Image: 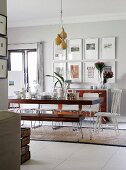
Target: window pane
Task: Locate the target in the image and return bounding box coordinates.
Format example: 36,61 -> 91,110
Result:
28,51 -> 37,87
10,52 -> 23,71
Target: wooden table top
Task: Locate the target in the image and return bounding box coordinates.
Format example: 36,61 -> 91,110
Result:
8,97 -> 101,105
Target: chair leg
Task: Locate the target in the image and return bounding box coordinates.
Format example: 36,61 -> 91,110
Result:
112,116 -> 119,134
115,117 -> 119,134
97,116 -> 102,133
95,116 -> 99,132
79,122 -> 83,138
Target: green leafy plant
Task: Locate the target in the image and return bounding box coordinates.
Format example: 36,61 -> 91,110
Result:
46,72 -> 65,88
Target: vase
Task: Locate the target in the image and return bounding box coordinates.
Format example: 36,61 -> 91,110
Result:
53,87 -> 65,99
98,71 -> 103,89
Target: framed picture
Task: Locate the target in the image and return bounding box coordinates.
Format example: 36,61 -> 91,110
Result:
53,62 -> 66,80
67,39 -> 83,60
0,59 -> 7,78
0,36 -> 7,57
84,62 -> 99,83
53,42 -> 66,60
67,62 -> 82,82
0,14 -> 7,36
85,38 -> 98,59
101,37 -> 115,59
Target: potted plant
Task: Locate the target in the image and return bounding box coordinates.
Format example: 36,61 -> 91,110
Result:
46,72 -> 65,98
46,72 -> 65,88
95,62 -> 105,88
95,62 -> 105,78
103,71 -> 113,85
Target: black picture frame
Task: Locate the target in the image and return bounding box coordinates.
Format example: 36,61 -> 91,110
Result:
0,36 -> 7,57
0,58 -> 7,79
0,14 -> 7,36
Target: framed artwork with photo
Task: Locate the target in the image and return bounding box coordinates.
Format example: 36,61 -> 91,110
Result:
101,37 -> 115,59
0,59 -> 7,79
67,39 -> 83,60
85,38 -> 98,59
53,42 -> 66,60
84,62 -> 99,83
0,36 -> 7,57
0,14 -> 7,36
67,62 -> 82,82
53,62 -> 66,80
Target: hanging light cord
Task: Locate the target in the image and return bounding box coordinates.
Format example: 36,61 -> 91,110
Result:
60,0 -> 63,27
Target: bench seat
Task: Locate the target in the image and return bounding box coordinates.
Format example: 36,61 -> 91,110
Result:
20,113 -> 84,123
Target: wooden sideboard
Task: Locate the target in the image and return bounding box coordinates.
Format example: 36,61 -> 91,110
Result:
68,89 -> 110,112
68,89 -> 110,123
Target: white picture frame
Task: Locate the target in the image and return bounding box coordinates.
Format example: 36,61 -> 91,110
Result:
84,62 -> 99,83
0,36 -> 7,57
0,14 -> 7,36
67,62 -> 82,82
0,59 -> 7,79
67,39 -> 83,60
101,37 -> 115,59
53,42 -> 66,60
53,62 -> 66,80
85,38 -> 98,59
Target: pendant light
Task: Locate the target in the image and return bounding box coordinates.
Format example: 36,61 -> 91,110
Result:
55,0 -> 67,50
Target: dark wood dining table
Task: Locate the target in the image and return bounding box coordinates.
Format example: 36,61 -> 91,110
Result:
8,97 -> 101,111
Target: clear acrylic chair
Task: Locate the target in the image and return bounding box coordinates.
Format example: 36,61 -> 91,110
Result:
95,89 -> 122,134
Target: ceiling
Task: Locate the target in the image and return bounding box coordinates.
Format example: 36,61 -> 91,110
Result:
7,0 -> 126,27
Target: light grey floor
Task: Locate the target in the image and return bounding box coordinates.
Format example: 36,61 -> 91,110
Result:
21,119 -> 126,170
21,140 -> 126,170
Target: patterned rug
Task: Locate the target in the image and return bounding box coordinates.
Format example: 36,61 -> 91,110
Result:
30,126 -> 126,147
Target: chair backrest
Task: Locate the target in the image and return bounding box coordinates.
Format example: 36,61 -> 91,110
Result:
82,93 -> 100,112
111,89 -> 122,114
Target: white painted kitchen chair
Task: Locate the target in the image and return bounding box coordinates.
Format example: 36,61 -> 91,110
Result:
82,93 -> 100,139
82,93 -> 100,121
95,89 -> 122,134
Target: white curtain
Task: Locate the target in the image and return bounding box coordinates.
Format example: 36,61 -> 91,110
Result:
37,42 -> 45,92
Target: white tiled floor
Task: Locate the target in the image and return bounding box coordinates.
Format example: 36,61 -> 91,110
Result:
21,140 -> 126,170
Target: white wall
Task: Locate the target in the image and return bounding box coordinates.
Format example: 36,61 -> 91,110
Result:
0,0 -> 8,110
8,20 -> 126,115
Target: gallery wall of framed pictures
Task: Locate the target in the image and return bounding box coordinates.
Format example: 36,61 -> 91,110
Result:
53,37 -> 116,84
0,14 -> 7,79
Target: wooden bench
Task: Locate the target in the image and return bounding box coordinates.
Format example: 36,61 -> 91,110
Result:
20,113 -> 84,138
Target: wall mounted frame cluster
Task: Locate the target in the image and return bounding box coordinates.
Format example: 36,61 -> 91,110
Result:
53,37 -> 116,83
0,14 -> 7,79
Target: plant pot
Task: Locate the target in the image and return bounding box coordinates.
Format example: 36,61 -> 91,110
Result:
53,87 -> 65,99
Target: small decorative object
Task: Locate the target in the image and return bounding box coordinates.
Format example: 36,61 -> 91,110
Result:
67,92 -> 76,100
55,0 -> 67,50
95,62 -> 105,88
